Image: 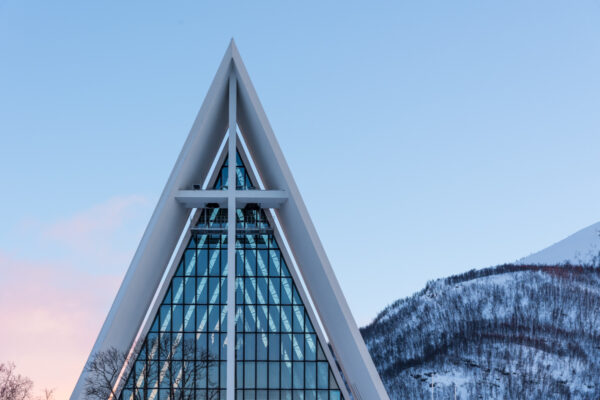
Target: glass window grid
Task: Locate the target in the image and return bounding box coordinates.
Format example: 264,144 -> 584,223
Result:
234,211 -> 343,400
120,209 -> 229,400
121,157 -> 344,400
213,151 -> 254,191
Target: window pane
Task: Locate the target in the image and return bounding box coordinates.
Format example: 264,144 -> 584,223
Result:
257,362 -> 268,389
281,278 -> 292,305
244,362 -> 256,389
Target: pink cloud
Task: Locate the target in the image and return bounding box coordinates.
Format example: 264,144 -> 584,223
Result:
42,195 -> 149,270
0,195 -> 151,399
0,253 -> 121,399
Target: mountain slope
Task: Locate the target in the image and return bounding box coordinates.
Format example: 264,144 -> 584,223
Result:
361,264 -> 600,399
518,221 -> 600,266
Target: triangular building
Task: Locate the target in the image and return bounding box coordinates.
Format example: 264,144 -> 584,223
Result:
71,41 -> 390,400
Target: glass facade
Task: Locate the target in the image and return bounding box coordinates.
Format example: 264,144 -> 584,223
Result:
120,207 -> 229,400
120,155 -> 344,400
234,208 -> 343,400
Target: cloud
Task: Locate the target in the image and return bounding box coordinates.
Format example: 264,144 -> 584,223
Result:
0,195 -> 151,399
42,195 -> 149,272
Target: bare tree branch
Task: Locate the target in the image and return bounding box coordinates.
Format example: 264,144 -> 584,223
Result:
0,362 -> 33,400
85,336 -> 219,400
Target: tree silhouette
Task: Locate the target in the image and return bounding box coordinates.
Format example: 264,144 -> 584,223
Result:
85,336 -> 217,400
0,362 -> 33,400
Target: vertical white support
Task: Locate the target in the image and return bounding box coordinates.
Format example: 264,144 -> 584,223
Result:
226,70 -> 237,400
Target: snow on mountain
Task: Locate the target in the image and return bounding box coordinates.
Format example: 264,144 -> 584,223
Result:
361,264 -> 600,399
518,221 -> 600,266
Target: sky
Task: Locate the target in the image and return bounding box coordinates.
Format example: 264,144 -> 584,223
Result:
1,1 -> 600,398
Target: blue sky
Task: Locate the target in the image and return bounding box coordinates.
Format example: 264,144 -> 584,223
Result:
2,0 -> 600,337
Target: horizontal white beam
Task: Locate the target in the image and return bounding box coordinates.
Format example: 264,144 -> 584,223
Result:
175,189 -> 287,209
235,189 -> 287,208
176,190 -> 228,207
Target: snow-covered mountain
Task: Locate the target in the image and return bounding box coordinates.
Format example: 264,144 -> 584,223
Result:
362,264 -> 600,399
517,221 -> 600,266
361,223 -> 600,399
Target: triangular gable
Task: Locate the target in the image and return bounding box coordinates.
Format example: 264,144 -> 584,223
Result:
71,41 -> 389,400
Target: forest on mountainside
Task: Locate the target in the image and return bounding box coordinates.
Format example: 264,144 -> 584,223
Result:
361,264 -> 600,399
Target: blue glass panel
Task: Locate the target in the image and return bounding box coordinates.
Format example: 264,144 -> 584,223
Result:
257,305 -> 268,332
281,306 -> 292,333
236,335 -> 244,361
196,305 -> 208,332
245,277 -> 257,304
257,250 -> 268,276
236,278 -> 244,305
305,334 -> 316,361
184,277 -> 195,304
305,363 -> 316,389
221,249 -> 228,275
236,305 -> 244,333
317,363 -> 328,389
269,250 -> 281,276
172,277 -> 184,304
305,313 -> 315,333
208,305 -> 220,331
281,259 -> 291,277
160,305 -> 171,331
292,287 -> 302,305
245,333 -> 256,360
221,277 -> 228,305
268,305 -> 280,331
244,362 -> 255,388
257,278 -> 268,304
268,363 -> 280,388
245,305 -> 256,332
208,362 -> 219,388
209,249 -> 220,276
220,306 -> 227,333
293,334 -> 304,361
185,249 -> 196,276
220,361 -> 227,389
236,249 -> 244,275
293,362 -> 304,389
293,306 -> 304,332
281,362 -> 292,389
268,334 -> 280,361
237,361 -> 244,386
172,305 -> 183,332
150,317 -> 159,333
245,250 -> 257,276
257,333 -> 268,360
209,333 -> 220,360
281,278 -> 293,305
208,278 -> 220,305
268,278 -> 281,304
281,333 -> 292,361
198,249 -> 208,276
